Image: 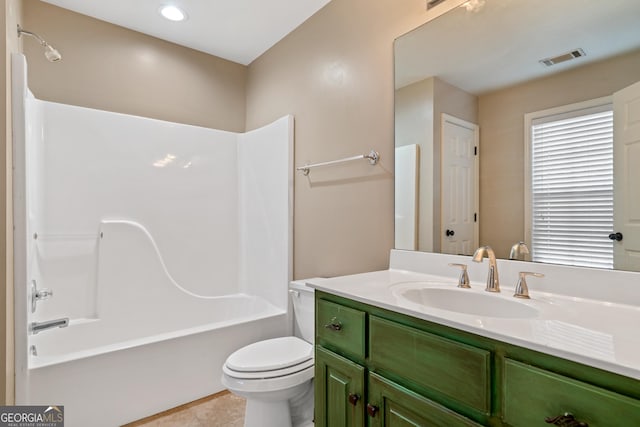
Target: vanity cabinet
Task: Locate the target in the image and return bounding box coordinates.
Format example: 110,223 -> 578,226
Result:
315,291 -> 640,427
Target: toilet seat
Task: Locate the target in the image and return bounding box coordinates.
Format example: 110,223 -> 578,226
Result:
223,337 -> 313,380
222,364 -> 314,394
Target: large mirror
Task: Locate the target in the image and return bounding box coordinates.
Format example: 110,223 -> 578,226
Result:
394,0 -> 640,271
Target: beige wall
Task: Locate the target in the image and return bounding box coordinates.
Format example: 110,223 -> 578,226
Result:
478,49 -> 640,258
2,0 -> 22,405
22,0 -> 247,131
246,0 -> 431,279
395,77 -> 477,253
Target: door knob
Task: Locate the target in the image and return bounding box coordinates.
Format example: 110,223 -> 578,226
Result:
446,229 -> 455,237
608,232 -> 623,241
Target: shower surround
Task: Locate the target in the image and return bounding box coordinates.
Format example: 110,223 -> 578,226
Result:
12,54 -> 293,426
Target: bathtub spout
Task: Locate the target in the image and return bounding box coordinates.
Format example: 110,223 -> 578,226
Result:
29,318 -> 69,335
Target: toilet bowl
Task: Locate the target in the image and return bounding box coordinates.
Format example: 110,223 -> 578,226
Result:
221,280 -> 317,427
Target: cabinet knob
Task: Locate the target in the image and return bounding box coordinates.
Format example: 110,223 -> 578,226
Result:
545,412 -> 588,427
323,317 -> 342,331
366,403 -> 379,417
348,393 -> 359,406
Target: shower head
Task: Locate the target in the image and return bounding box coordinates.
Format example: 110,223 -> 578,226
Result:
17,25 -> 62,62
44,44 -> 62,62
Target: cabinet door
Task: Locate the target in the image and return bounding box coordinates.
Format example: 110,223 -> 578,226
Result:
367,372 -> 482,427
315,346 -> 366,427
369,316 -> 491,414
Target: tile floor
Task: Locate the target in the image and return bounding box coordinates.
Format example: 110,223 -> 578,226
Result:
123,391 -> 245,427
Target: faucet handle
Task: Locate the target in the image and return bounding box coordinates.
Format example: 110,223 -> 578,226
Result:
448,263 -> 471,288
30,280 -> 53,313
514,271 -> 544,299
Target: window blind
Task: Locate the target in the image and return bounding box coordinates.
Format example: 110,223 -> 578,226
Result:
530,106 -> 613,269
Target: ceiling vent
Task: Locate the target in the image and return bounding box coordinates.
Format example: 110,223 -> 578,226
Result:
426,0 -> 447,10
539,49 -> 586,67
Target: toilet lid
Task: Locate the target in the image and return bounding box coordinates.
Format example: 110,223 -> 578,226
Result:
226,336 -> 312,372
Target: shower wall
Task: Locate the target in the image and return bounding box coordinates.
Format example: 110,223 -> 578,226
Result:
32,101 -> 241,322
14,52 -> 293,329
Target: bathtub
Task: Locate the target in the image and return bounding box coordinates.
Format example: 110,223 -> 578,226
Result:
27,299 -> 287,426
23,219 -> 290,426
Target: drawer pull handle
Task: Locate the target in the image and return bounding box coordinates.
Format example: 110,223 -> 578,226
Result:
348,393 -> 360,406
324,317 -> 342,331
367,403 -> 379,417
545,413 -> 588,427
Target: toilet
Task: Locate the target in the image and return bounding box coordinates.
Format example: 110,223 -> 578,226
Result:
222,280 -> 316,427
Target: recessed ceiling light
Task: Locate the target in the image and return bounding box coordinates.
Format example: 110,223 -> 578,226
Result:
159,5 -> 187,22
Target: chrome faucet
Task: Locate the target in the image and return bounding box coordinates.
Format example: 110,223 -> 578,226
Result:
472,246 -> 500,292
509,241 -> 529,260
29,318 -> 69,335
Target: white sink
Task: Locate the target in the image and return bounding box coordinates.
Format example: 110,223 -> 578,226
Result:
393,284 -> 539,319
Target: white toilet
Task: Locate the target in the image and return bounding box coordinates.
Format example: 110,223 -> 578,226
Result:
222,280 -> 316,427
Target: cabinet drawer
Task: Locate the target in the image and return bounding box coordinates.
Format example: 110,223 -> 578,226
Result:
316,299 -> 366,360
369,316 -> 491,414
368,372 -> 482,427
503,358 -> 640,426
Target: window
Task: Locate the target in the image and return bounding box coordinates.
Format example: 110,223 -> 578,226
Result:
525,99 -> 613,269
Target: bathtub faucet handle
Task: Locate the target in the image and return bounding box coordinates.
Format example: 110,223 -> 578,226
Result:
31,280 -> 53,313
37,288 -> 53,299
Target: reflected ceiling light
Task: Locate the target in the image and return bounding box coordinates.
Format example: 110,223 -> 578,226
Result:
153,154 -> 177,168
159,5 -> 187,21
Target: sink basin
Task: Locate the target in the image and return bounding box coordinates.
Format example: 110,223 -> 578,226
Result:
394,285 -> 539,319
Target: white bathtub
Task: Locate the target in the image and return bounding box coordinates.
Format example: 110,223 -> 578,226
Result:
24,220 -> 290,426
27,299 -> 287,426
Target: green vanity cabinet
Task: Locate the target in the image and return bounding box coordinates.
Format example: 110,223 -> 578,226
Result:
315,291 -> 640,427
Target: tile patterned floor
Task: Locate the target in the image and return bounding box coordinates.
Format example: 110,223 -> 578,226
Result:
123,391 -> 245,427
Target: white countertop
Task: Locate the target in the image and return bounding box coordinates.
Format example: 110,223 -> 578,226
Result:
307,267 -> 640,381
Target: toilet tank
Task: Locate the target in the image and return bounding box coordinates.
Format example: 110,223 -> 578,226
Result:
289,279 -> 320,344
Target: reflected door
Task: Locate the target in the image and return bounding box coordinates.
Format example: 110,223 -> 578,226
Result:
613,80 -> 640,270
441,114 -> 479,255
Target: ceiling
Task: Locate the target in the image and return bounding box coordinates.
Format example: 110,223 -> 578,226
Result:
395,0 -> 640,94
41,0 -> 332,65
